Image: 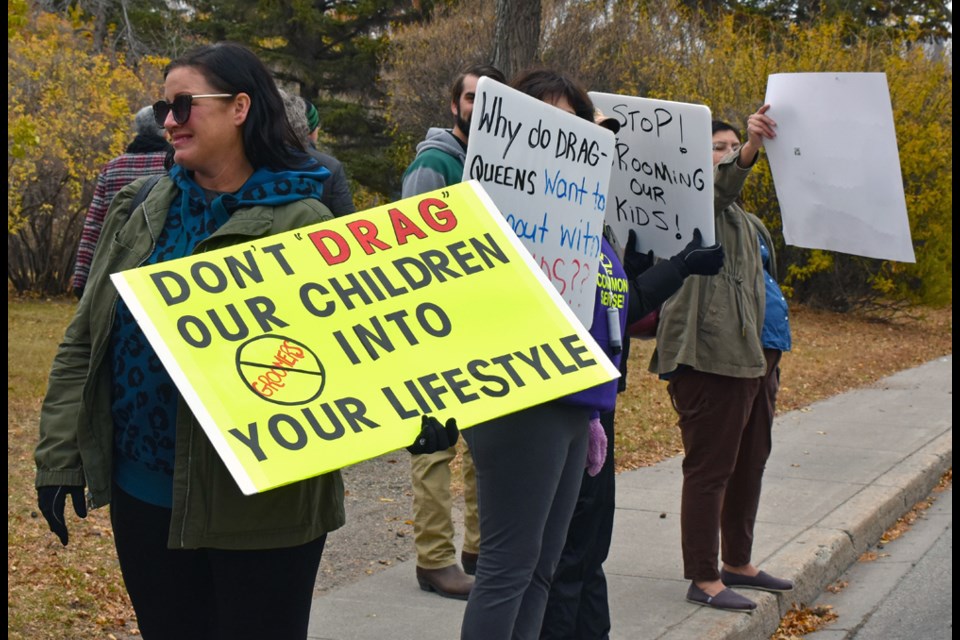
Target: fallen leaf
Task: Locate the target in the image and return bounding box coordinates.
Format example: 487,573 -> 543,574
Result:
826,580 -> 848,593
771,603 -> 838,639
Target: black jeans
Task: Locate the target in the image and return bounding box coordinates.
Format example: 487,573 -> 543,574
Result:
461,402 -> 590,640
110,484 -> 326,640
540,409 -> 616,640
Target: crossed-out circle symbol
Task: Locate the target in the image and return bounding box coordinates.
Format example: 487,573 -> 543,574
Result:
235,335 -> 325,406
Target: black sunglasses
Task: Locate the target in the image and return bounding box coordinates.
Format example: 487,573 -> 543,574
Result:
153,94 -> 235,127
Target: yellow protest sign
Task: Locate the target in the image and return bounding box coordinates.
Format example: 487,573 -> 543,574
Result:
111,181 -> 620,495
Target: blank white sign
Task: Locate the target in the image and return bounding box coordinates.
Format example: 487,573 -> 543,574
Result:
763,73 -> 915,263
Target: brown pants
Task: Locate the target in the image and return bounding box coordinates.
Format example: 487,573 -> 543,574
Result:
668,350 -> 781,582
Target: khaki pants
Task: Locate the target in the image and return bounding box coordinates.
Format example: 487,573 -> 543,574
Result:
411,440 -> 479,568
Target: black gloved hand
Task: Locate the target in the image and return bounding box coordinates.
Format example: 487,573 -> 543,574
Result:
37,485 -> 87,546
669,228 -> 724,277
407,415 -> 459,455
623,229 -> 655,280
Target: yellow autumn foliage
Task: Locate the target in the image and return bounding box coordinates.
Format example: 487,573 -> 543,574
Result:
390,1 -> 951,310
8,1 -> 165,294
544,1 -> 952,309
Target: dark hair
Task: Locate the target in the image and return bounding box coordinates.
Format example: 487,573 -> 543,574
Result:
163,42 -> 310,170
712,120 -> 742,142
450,63 -> 506,103
509,68 -> 594,124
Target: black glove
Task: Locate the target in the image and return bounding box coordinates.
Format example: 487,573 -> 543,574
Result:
407,415 -> 459,455
623,229 -> 655,280
37,485 -> 87,546
669,228 -> 724,277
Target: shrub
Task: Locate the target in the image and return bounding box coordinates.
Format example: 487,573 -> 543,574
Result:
8,1 -> 162,295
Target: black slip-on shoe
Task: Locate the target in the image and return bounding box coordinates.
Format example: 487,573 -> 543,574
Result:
720,569 -> 794,593
686,583 -> 756,613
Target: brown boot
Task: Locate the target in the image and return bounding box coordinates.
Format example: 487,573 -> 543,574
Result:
460,551 -> 479,576
416,564 -> 474,600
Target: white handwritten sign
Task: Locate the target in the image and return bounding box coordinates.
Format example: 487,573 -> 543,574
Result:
589,92 -> 714,258
464,77 -> 615,326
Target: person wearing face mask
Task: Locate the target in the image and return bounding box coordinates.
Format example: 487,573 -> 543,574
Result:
649,104 -> 795,614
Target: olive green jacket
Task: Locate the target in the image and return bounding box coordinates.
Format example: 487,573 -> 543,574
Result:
35,175 -> 346,550
649,151 -> 778,379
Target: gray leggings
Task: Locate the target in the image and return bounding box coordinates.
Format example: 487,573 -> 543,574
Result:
460,401 -> 590,640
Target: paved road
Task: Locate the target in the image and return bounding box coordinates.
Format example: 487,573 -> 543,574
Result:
805,484 -> 952,640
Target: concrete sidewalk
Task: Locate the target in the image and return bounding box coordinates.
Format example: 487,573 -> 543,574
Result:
307,355 -> 952,640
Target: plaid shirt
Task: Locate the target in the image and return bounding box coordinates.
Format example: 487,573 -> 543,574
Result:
72,151 -> 167,293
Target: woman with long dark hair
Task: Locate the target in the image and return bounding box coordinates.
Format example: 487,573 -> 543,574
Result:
35,42 -> 450,640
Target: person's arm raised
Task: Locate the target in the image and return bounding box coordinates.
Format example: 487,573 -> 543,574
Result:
737,103 -> 777,168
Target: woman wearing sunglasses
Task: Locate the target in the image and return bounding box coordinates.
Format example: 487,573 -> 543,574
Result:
33,41 -> 451,640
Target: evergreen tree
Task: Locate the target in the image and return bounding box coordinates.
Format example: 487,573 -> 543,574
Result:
186,0 -> 439,198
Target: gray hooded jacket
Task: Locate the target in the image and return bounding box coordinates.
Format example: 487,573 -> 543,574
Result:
401,128 -> 467,197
